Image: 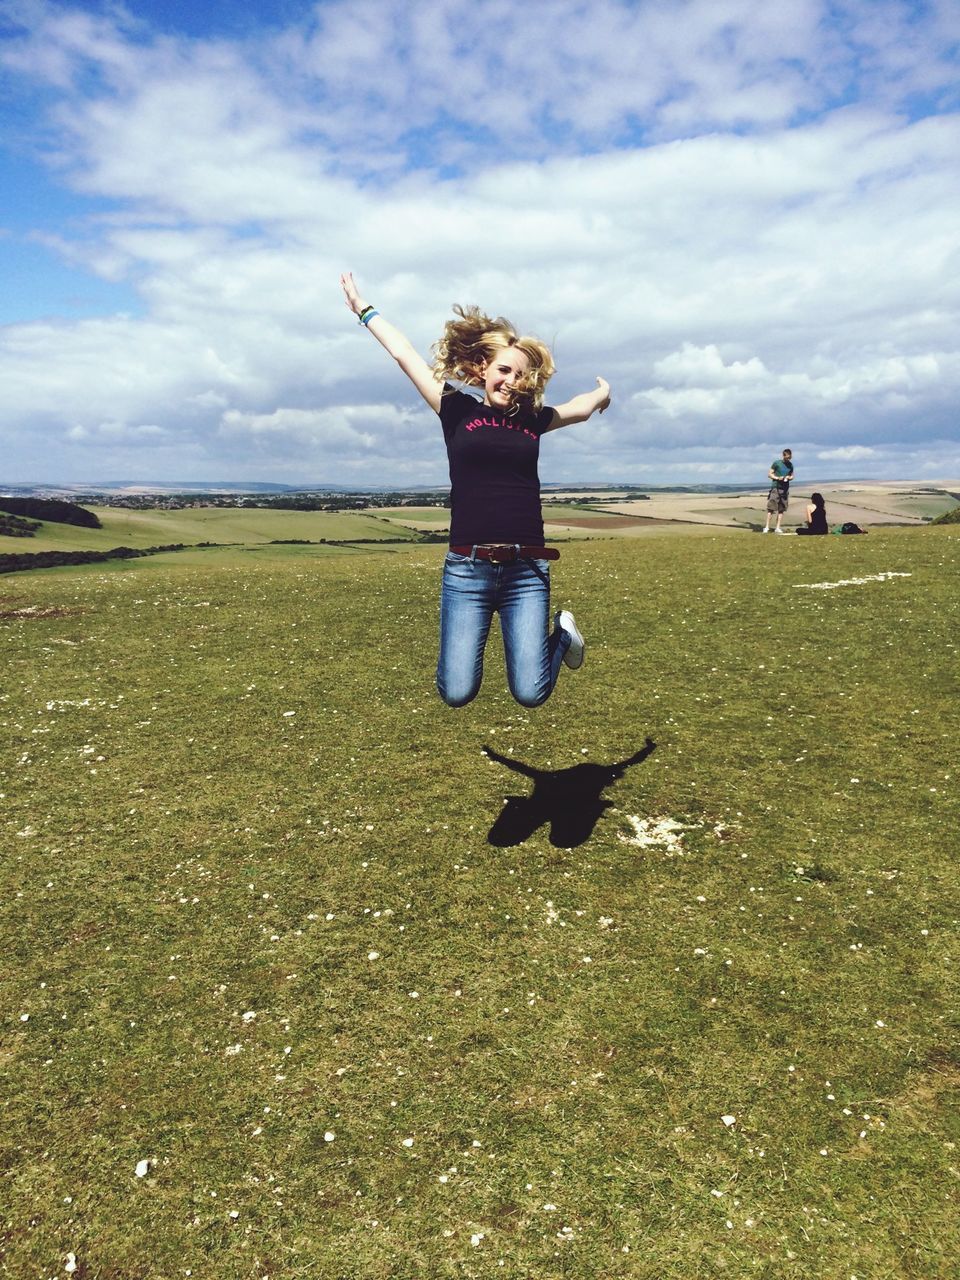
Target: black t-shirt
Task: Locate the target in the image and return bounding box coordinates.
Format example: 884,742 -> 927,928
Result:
809,505 -> 828,533
438,386 -> 554,546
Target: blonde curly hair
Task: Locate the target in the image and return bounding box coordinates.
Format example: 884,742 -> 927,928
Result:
432,305 -> 555,413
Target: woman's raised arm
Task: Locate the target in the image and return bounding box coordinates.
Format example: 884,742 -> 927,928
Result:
544,377 -> 611,430
339,272 -> 442,412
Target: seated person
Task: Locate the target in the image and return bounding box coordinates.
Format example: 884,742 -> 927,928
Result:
796,491 -> 828,534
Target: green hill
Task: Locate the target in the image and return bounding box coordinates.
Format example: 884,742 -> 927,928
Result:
0,506 -> 424,556
0,496 -> 101,527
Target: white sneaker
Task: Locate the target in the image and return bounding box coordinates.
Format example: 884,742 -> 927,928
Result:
761,527 -> 770,533
556,610 -> 585,669
774,527 -> 788,535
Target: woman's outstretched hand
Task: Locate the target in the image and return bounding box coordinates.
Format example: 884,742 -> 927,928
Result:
339,271 -> 367,317
336,274 -> 441,411
548,375 -> 613,429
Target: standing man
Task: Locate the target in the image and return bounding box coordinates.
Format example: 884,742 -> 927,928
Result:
762,448 -> 794,533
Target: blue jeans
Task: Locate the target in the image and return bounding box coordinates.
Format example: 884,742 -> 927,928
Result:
437,552 -> 571,708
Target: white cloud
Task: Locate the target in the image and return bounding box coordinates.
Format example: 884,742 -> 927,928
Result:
0,1 -> 958,483
816,445 -> 880,461
67,421 -> 169,443
653,345 -> 770,388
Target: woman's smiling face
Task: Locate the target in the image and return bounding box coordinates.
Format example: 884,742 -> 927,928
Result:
481,345 -> 531,410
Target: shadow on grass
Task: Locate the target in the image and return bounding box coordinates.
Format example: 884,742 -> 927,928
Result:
483,738 -> 657,848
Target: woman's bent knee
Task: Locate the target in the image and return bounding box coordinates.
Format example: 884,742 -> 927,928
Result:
510,683 -> 552,709
436,677 -> 480,708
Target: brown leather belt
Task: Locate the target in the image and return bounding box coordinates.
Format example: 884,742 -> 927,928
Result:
449,544 -> 560,563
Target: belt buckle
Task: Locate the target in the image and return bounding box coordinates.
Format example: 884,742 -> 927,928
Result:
487,545 -> 516,564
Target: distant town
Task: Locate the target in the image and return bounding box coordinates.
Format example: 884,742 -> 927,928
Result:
0,483 -> 657,511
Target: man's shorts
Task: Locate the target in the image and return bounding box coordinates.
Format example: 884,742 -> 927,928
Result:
767,487 -> 789,514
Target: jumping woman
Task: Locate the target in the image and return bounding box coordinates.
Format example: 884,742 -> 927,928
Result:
339,272 -> 611,708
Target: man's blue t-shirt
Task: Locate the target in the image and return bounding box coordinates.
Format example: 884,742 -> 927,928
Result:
771,458 -> 793,491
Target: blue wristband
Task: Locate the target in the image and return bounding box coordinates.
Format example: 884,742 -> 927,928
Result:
359,308 -> 379,327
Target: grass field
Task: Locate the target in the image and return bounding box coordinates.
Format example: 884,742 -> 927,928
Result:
5,484 -> 958,563
2,527 -> 958,1278
0,507 -> 421,555
373,508 -> 451,532
600,485 -> 960,531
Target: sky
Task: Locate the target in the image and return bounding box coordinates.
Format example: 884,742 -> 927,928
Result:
1,0 -> 959,488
